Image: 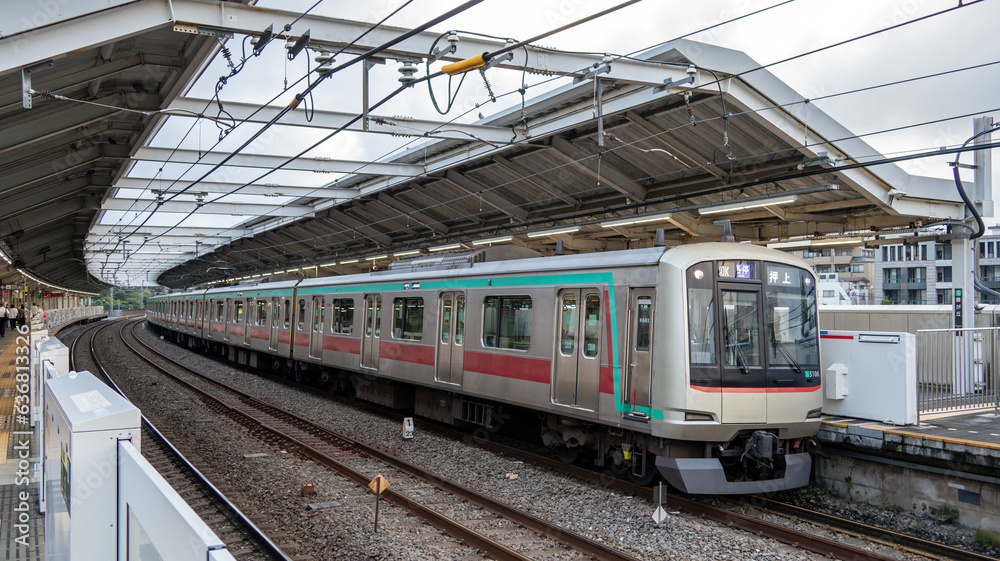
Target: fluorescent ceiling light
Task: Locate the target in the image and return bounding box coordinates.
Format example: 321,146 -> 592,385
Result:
339,259 -> 359,265
287,267 -> 301,273
812,237 -> 864,247
601,212 -> 673,229
319,262 -> 339,268
472,236 -> 513,246
766,240 -> 812,249
429,243 -> 462,252
394,250 -> 421,257
698,195 -> 798,215
365,254 -> 387,261
527,226 -> 579,238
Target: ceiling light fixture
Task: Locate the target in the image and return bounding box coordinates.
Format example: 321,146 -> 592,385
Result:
364,255 -> 387,261
600,212 -> 673,229
394,250 -> 421,257
698,195 -> 798,215
527,226 -> 579,238
472,235 -> 513,246
811,237 -> 864,247
429,243 -> 462,252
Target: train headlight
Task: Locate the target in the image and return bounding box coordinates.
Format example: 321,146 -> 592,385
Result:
693,269 -> 704,280
685,412 -> 714,422
806,408 -> 822,419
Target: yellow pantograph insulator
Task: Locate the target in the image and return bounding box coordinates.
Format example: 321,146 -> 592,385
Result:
441,53 -> 490,76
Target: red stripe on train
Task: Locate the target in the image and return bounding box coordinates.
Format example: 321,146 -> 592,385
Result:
820,335 -> 854,340
324,336 -> 361,354
380,341 -> 435,366
464,351 -> 550,384
690,384 -> 821,393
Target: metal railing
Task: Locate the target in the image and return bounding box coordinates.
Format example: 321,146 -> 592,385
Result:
43,305 -> 105,331
916,327 -> 1000,418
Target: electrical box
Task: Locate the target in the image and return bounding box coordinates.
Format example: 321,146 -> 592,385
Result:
820,330 -> 917,425
824,363 -> 849,400
44,371 -> 140,561
35,339 -> 70,514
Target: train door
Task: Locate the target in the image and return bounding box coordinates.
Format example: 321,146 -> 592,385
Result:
719,283 -> 766,423
623,288 -> 655,418
244,298 -> 253,345
225,299 -> 232,339
435,292 -> 465,385
553,289 -> 601,410
361,294 -> 381,371
269,297 -> 279,351
309,296 -> 325,358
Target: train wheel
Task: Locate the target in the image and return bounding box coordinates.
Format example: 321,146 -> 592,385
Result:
557,446 -> 580,464
628,454 -> 658,486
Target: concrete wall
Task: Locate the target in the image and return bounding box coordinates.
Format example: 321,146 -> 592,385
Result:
820,304 -> 1000,333
815,453 -> 999,532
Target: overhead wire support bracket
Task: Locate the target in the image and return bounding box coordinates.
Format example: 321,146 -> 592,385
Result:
652,74 -> 694,94
573,63 -> 611,84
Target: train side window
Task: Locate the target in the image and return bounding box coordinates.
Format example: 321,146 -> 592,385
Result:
271,298 -> 280,328
234,300 -> 244,324
283,299 -> 291,329
583,295 -> 600,358
441,296 -> 452,344
635,298 -> 652,351
297,299 -> 306,330
374,296 -> 382,338
482,296 -> 532,350
257,300 -> 267,326
216,301 -> 224,322
455,296 -> 465,345
332,298 -> 353,334
312,297 -> 325,333
559,294 -> 577,355
392,297 -> 423,340
687,263 -> 716,364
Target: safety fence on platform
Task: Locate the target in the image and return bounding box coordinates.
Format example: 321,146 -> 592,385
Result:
916,327 -> 1000,418
43,305 -> 105,331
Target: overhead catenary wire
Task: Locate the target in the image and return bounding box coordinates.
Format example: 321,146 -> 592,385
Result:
101,1 -> 992,284
98,0 -> 467,280
100,0 -> 819,282
113,0 -> 650,279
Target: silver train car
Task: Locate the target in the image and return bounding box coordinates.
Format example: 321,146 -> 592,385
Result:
148,242 -> 822,494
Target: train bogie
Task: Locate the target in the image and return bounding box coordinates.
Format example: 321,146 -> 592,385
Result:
149,243 -> 822,494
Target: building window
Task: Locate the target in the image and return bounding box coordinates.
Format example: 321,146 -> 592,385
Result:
816,265 -> 831,274
884,268 -> 900,284
851,264 -> 865,273
392,297 -> 424,341
937,267 -> 952,283
980,241 -> 986,258
882,247 -> 888,261
823,290 -> 836,298
837,249 -> 853,257
936,243 -> 952,260
921,245 -> 927,261
482,296 -> 532,350
990,242 -> 996,259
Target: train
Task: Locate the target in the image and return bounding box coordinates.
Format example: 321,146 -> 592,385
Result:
147,242 -> 822,494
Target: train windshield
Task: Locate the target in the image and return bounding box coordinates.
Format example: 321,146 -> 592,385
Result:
764,263 -> 819,369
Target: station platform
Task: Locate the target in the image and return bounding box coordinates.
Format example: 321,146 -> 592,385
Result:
0,330 -> 44,560
819,411 -> 1000,473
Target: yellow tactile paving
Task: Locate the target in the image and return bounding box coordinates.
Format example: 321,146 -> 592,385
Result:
822,418 -> 1000,452
0,333 -> 26,466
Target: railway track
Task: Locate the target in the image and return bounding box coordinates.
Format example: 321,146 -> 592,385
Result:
107,318 -> 647,561
139,327 -> 985,561
66,319 -> 293,561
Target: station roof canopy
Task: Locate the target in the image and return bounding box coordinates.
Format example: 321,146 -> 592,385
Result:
0,0 -> 980,291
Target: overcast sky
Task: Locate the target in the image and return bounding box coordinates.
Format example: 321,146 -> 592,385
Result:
109,0 -> 1000,281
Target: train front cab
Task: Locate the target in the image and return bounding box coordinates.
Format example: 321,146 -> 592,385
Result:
653,244 -> 822,494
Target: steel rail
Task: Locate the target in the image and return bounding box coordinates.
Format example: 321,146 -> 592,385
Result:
122,320 -> 642,561
75,320 -> 293,561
